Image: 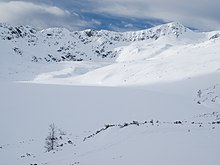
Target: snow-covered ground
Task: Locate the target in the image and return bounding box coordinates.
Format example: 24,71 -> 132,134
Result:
0,22 -> 220,165
0,82 -> 220,165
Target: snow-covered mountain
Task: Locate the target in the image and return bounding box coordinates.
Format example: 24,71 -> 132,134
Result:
1,21 -> 220,84
0,21 -> 212,63
1,22 -> 220,165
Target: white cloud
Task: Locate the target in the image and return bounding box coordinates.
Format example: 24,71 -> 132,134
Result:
91,0 -> 220,30
0,1 -> 70,29
124,24 -> 133,28
1,0 -> 220,31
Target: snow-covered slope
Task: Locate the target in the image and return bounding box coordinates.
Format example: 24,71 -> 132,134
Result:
0,22 -> 207,63
1,22 -> 220,165
0,83 -> 220,165
0,21 -> 220,85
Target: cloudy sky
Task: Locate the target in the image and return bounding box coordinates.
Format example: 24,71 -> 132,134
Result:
0,0 -> 220,31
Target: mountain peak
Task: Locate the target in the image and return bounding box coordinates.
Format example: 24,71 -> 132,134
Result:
149,21 -> 188,38
167,21 -> 188,31
167,21 -> 185,27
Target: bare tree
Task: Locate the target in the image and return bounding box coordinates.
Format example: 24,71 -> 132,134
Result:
45,123 -> 58,152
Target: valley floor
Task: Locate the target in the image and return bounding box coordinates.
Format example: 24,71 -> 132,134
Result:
0,78 -> 219,165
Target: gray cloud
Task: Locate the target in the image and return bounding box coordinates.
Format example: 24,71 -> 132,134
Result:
1,0 -> 220,31
92,0 -> 220,30
0,1 -> 69,29
0,1 -> 92,30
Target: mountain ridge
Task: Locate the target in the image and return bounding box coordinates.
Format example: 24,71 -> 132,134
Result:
0,21 -> 210,63
0,21 -> 220,85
